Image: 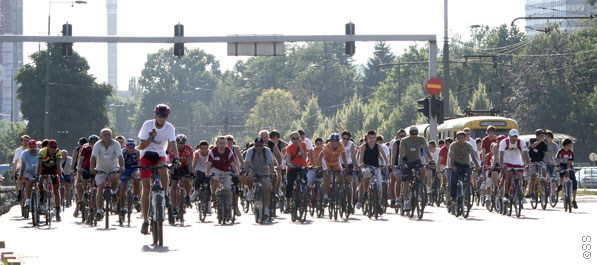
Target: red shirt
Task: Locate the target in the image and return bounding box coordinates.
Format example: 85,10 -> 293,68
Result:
439,146 -> 449,165
481,136 -> 496,154
286,142 -> 308,169
208,146 -> 236,172
169,144 -> 193,167
80,144 -> 93,169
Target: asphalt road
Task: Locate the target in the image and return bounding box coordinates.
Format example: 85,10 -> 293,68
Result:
1,197 -> 596,265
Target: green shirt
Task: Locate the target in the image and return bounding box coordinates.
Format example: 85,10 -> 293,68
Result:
400,136 -> 427,161
449,142 -> 475,165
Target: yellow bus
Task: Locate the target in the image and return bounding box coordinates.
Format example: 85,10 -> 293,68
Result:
407,116 -> 519,140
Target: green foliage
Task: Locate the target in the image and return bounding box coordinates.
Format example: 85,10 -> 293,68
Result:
362,42 -> 396,94
291,96 -> 323,137
107,95 -> 138,140
16,44 -> 112,152
468,82 -> 493,110
245,89 -> 300,137
0,121 -> 27,164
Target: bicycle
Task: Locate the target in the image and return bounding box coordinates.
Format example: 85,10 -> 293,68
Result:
290,166 -> 308,223
252,174 -> 272,224
327,169 -> 342,221
547,165 -> 559,208
308,167 -> 324,218
528,162 -> 547,210
341,170 -> 353,219
40,174 -> 56,227
505,167 -> 525,218
474,168 -> 485,207
362,165 -> 382,220
448,167 -> 472,218
96,170 -> 118,229
120,175 -> 135,227
20,184 -> 28,220
427,164 -> 441,207
168,177 -> 186,226
400,162 -> 427,220
29,177 -> 40,227
133,164 -> 171,247
561,168 -> 574,213
380,167 -> 389,214
212,173 -> 236,225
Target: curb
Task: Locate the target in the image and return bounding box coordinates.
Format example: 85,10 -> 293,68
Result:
1,241 -> 22,265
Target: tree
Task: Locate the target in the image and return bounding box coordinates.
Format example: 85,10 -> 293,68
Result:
0,121 -> 27,164
362,42 -> 396,92
468,82 -> 493,110
128,76 -> 141,100
291,96 -> 323,137
16,44 -> 112,151
245,89 -> 300,137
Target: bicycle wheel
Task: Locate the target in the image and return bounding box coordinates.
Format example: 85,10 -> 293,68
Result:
179,189 -> 186,225
242,186 -> 250,213
566,182 -> 573,213
31,191 -> 38,227
333,186 -> 339,221
372,186 -> 379,220
456,182 -> 462,217
300,187 -> 308,222
549,181 -> 558,207
60,185 -> 66,211
463,181 -> 471,219
217,191 -> 224,224
530,182 -> 538,209
408,185 -> 416,219
381,182 -> 388,213
540,181 -> 548,210
308,187 -> 315,217
316,186 -> 324,218
514,182 -> 522,218
46,192 -> 52,227
486,193 -> 494,212
105,194 -> 110,229
419,180 -> 427,214
127,190 -> 133,227
344,186 -> 352,219
291,186 -> 299,222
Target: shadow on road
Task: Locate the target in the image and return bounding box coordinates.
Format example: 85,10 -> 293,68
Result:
95,227 -> 118,231
142,245 -> 177,253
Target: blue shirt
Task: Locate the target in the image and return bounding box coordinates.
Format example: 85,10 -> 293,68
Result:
21,149 -> 40,173
122,148 -> 139,170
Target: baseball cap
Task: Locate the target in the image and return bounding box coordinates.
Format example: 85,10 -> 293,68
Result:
48,139 -> 58,148
535,129 -> 545,135
509,129 -> 519,137
78,137 -> 88,145
254,138 -> 264,144
27,139 -> 37,147
126,139 -> 136,147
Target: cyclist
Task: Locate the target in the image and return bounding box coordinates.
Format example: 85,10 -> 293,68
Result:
206,136 -> 238,217
71,137 -> 87,216
499,129 -> 530,204
486,135 -> 506,202
438,137 -> 453,193
270,130 -> 288,157
120,139 -> 141,219
544,130 -> 559,191
356,130 -> 389,209
244,137 -> 276,218
317,133 -> 349,204
389,129 -> 407,207
298,129 -> 316,165
556,138 -> 577,208
226,135 -> 244,216
115,135 -> 126,148
60,150 -> 73,208
481,126 -> 497,201
340,130 -> 358,206
259,130 -> 283,196
13,134 -> 30,202
527,129 -> 548,203
398,127 -> 432,212
284,131 -> 308,213
74,135 -> 98,218
37,139 -> 62,221
191,140 -> 211,213
169,134 -> 194,216
463,128 -> 480,192
20,139 -> 39,209
137,104 -> 180,235
90,128 -> 125,221
446,131 -> 480,206
438,139 -> 445,150
425,140 -> 440,193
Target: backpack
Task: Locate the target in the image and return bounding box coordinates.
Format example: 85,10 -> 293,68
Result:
505,139 -> 521,151
250,147 -> 267,161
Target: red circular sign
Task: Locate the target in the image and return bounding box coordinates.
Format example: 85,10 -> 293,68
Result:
425,78 -> 443,95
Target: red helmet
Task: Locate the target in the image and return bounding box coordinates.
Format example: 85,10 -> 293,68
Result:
154,104 -> 170,116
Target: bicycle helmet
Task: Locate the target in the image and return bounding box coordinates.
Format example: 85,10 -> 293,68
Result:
78,137 -> 88,145
126,139 -> 136,147
88,134 -> 99,143
154,103 -> 170,116
176,134 -> 187,143
329,133 -> 341,141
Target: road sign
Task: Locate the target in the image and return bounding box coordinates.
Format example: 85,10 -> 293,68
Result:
425,77 -> 443,95
590,152 -> 597,162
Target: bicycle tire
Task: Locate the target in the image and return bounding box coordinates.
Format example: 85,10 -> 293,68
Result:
514,182 -> 522,218
463,181 -> 471,219
549,181 -> 558,207
316,186 -> 324,218
419,180 -> 427,214
31,190 -> 38,227
408,184 -> 416,219
151,220 -> 158,245
179,188 -> 186,226
566,181 -> 573,213
291,186 -> 298,222
217,191 -> 224,224
344,185 -> 352,219
530,182 -> 538,209
46,191 -> 52,227
242,186 -> 250,213
381,182 -> 388,213
308,187 -> 315,217
372,186 -> 379,220
540,181 -> 548,210
105,194 -> 110,229
486,193 -> 494,212
127,189 -> 133,227
200,188 -> 208,222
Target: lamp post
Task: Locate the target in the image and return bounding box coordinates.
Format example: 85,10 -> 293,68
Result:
44,0 -> 87,139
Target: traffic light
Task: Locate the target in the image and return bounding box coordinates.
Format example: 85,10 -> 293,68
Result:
345,22 -> 355,56
174,23 -> 184,57
430,96 -> 444,124
417,97 -> 430,119
61,23 -> 73,56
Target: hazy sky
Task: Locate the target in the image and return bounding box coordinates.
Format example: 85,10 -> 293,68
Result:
22,0 -> 525,90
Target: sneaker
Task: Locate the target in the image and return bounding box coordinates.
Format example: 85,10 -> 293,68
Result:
356,202 -> 362,209
207,201 -> 213,214
40,205 -> 47,214
525,193 -> 532,199
95,210 -> 103,221
17,193 -> 22,202
572,200 -> 578,209
531,196 -> 537,203
248,190 -> 255,201
190,191 -> 199,201
277,188 -> 284,197
234,207 -> 241,216
522,198 -> 527,203
55,208 -> 61,222
283,208 -> 290,214
404,200 -> 410,211
557,185 -> 562,192
323,196 -> 329,205
141,221 -> 149,235
25,199 -> 31,208
503,197 -> 510,204
73,203 -> 80,217
263,208 -> 270,218
186,195 -> 191,207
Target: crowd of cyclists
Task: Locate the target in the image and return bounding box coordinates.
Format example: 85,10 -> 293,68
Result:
10,104 -> 580,234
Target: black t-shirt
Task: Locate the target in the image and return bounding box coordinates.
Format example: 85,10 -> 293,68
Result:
528,138 -> 547,162
267,140 -> 276,153
277,140 -> 287,152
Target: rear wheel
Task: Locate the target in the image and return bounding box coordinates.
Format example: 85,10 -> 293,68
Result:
463,181 -> 471,219
550,181 -> 559,207
530,182 -> 538,209
540,181 -> 548,210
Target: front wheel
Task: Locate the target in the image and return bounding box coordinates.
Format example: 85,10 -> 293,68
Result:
549,181 -> 559,208
540,181 -> 548,210
530,183 -> 538,210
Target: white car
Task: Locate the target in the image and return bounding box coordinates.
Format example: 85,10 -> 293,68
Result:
578,167 -> 597,189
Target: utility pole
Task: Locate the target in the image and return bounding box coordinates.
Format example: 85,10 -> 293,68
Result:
442,0 -> 450,117
428,41 -> 438,141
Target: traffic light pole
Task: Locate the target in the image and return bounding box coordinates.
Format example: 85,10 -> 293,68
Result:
428,41 -> 438,141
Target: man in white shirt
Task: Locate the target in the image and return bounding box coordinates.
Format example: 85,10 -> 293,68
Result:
13,134 -> 30,201
90,128 -> 125,220
499,129 -> 530,203
298,129 -> 315,165
137,104 -> 179,235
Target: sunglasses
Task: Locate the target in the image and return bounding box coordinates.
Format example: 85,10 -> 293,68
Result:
291,137 -> 300,140
157,114 -> 168,118
342,138 -> 349,140
255,144 -> 264,147
410,132 -> 418,135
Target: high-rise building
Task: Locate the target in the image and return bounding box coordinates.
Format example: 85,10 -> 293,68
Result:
525,0 -> 596,37
0,0 -> 23,121
107,0 -> 117,89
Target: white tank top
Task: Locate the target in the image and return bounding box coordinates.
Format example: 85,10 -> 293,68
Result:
194,151 -> 209,172
344,141 -> 353,165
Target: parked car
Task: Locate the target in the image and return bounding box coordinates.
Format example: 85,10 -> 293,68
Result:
578,167 -> 597,189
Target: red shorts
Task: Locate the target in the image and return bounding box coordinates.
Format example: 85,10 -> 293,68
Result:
139,156 -> 168,179
504,163 -> 524,174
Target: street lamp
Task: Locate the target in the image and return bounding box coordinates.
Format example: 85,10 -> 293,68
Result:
44,0 -> 87,139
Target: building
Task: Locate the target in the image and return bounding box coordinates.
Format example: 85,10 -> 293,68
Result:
107,0 -> 117,89
0,0 -> 23,121
525,0 -> 596,37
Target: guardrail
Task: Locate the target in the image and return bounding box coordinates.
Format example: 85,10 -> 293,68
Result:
0,186 -> 16,216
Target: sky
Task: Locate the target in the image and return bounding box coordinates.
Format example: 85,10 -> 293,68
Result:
21,0 -> 526,91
